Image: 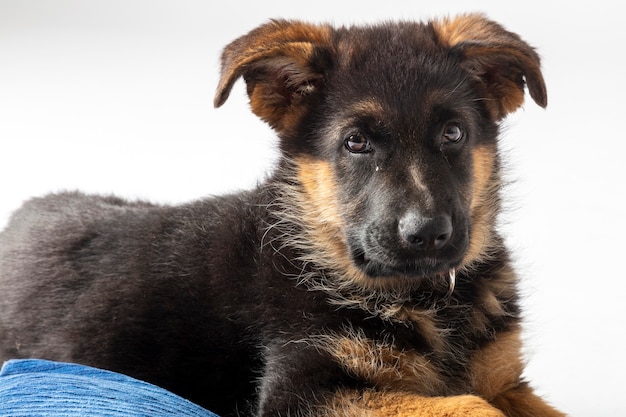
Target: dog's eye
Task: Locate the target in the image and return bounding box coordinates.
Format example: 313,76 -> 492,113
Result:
344,132 -> 372,153
441,123 -> 464,144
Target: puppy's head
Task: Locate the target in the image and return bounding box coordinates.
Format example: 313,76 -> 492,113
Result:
216,14 -> 546,291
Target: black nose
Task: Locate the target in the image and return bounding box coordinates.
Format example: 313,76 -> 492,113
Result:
398,212 -> 453,253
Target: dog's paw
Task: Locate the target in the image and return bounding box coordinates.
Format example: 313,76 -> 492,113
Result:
430,394 -> 505,417
331,390 -> 505,417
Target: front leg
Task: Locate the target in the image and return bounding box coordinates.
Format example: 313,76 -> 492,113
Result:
470,329 -> 566,417
258,328 -> 565,417
256,342 -> 353,416
257,341 -> 505,417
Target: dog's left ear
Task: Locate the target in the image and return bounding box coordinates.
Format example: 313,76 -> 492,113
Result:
434,14 -> 547,120
214,20 -> 332,135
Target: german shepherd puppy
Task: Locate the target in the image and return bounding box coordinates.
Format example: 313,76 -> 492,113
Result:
0,14 -> 564,417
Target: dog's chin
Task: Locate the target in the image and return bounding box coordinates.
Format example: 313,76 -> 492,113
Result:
353,253 -> 454,281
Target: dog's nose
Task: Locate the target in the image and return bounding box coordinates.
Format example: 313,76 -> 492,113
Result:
398,212 -> 453,253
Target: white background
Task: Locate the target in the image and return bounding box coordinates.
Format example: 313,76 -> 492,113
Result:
1,1 -> 624,415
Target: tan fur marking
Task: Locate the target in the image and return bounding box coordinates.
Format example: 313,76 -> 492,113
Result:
348,98 -> 385,116
469,328 -> 566,417
470,328 -> 525,400
314,329 -> 446,395
296,157 -> 359,279
321,389 -> 505,417
408,164 -> 432,202
481,288 -> 506,317
314,326 -> 563,417
460,145 -> 499,271
433,13 -> 505,47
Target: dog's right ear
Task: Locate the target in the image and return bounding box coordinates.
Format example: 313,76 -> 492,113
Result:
214,20 -> 332,135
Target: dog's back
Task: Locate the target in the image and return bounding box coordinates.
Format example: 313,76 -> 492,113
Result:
0,191 -> 272,412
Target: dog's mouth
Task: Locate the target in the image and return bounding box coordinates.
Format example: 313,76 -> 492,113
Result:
353,251 -> 457,280
352,252 -> 457,294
